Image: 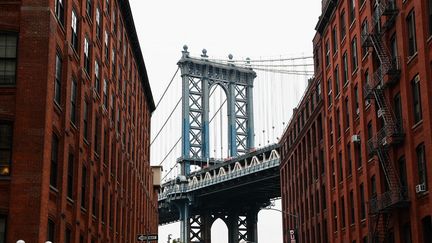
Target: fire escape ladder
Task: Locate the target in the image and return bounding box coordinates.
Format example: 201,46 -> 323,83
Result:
369,213 -> 391,243
373,88 -> 399,137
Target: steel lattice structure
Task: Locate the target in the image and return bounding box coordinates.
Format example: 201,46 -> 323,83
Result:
178,46 -> 256,175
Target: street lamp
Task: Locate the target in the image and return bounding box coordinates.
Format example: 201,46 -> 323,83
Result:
262,207 -> 300,243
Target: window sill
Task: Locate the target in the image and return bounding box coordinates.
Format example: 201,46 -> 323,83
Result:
349,19 -> 356,31
359,1 -> 366,13
341,36 -> 347,46
0,176 -> 11,180
351,67 -> 358,77
412,120 -> 423,131
361,51 -> 369,63
67,197 -> 74,205
53,100 -> 62,115
49,185 -> 59,193
407,52 -> 418,65
416,190 -> 429,199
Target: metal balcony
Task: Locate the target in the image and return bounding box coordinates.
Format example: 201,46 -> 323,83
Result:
369,187 -> 409,214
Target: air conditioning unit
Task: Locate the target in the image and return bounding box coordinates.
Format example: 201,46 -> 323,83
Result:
416,183 -> 427,194
377,109 -> 385,118
352,135 -> 361,143
381,137 -> 388,146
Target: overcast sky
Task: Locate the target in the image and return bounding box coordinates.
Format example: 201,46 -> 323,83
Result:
129,0 -> 322,242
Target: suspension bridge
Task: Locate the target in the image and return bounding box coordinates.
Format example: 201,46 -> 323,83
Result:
151,45 -> 313,243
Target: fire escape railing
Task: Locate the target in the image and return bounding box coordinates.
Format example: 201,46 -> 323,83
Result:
361,1 -> 409,242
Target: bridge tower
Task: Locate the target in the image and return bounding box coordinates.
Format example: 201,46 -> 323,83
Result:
176,46 -> 257,243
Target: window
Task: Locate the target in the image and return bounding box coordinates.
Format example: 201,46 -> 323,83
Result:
416,143 -> 427,188
55,0 -> 65,26
403,223 -> 412,243
349,190 -> 355,224
321,185 -> 327,210
0,123 -> 12,176
371,175 -> 376,197
84,37 -> 90,74
65,227 -> 71,243
394,93 -> 403,130
327,78 -> 332,107
86,0 -> 92,18
340,11 -> 346,40
111,49 -> 116,77
105,0 -> 110,13
338,152 -> 343,182
349,0 -> 356,23
94,61 -> 100,92
329,118 -> 333,146
103,79 -> 108,108
101,186 -> 106,222
334,65 -> 340,95
50,134 -> 59,188
411,75 -> 422,123
71,10 -> 79,52
422,216 -> 432,243
355,142 -> 362,168
325,41 -> 330,67
360,183 -> 366,220
345,97 -> 350,129
354,84 -> 359,115
333,201 -> 337,231
0,215 -> 6,243
406,10 -> 417,57
0,33 -> 18,84
83,100 -> 89,140
398,156 -> 408,188
428,0 -> 432,36
332,26 -> 338,54
96,7 -> 101,39
342,52 -> 348,84
81,165 -> 87,208
92,176 -> 98,217
347,143 -> 352,176
70,79 -> 77,124
54,53 -> 62,104
94,116 -> 100,154
351,37 -> 358,71
47,219 -> 55,242
104,30 -> 109,62
336,109 -> 341,138
67,153 -> 74,199
361,20 -> 368,57
341,196 -> 346,228
390,34 -> 398,63
331,159 -> 336,188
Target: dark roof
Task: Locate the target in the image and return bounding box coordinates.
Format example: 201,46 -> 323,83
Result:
118,0 -> 156,112
315,0 -> 338,35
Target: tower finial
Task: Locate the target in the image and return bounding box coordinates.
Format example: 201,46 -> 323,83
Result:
182,44 -> 189,58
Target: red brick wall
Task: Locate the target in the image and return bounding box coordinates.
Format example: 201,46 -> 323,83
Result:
0,0 -> 158,242
281,0 -> 432,242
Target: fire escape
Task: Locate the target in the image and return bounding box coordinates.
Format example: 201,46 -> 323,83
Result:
361,0 -> 409,242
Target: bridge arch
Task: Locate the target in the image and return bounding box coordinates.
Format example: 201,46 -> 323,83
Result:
211,217 -> 229,243
209,83 -> 229,159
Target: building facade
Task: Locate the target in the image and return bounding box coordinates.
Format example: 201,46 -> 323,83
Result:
0,0 -> 158,243
281,0 -> 432,242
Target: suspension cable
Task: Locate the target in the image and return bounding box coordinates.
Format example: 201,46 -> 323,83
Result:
150,97 -> 182,146
154,67 -> 180,109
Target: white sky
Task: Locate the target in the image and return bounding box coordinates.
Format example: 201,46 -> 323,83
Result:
129,0 -> 322,242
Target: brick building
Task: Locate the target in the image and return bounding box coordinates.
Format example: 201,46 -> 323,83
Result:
281,0 -> 432,242
0,0 -> 158,243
